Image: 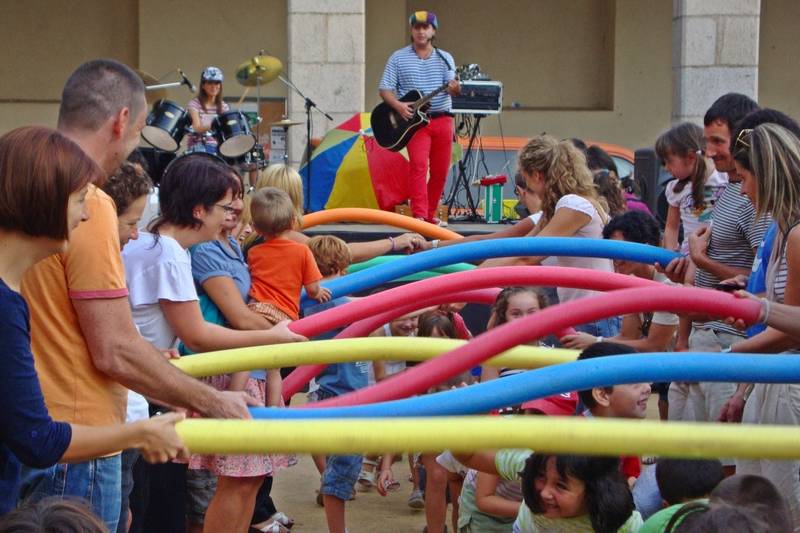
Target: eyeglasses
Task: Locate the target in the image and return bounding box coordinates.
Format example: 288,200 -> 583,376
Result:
735,128 -> 753,150
215,204 -> 238,215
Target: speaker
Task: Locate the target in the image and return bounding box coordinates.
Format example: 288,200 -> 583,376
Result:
634,148 -> 671,227
452,81 -> 503,115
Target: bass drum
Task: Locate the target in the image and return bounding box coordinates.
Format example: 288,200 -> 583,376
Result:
136,147 -> 176,185
213,110 -> 256,158
141,100 -> 188,152
225,143 -> 266,172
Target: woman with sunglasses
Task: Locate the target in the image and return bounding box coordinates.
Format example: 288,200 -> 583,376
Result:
180,170 -> 295,533
186,67 -> 230,154
121,153 -> 306,532
726,123 -> 800,529
122,153 -> 304,355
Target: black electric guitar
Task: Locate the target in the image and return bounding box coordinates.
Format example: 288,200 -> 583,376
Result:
371,64 -> 479,152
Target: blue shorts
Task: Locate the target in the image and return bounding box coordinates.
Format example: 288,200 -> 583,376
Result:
311,388 -> 363,501
321,455 -> 363,501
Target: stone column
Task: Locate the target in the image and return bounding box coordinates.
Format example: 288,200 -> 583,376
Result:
672,0 -> 761,123
286,0 -> 365,166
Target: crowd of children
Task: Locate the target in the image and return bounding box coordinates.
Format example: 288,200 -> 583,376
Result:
2,56 -> 800,533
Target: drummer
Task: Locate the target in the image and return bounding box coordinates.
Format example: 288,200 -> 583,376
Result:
186,66 -> 230,154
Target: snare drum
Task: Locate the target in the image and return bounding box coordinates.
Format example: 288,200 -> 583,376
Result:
213,110 -> 256,158
141,100 -> 188,152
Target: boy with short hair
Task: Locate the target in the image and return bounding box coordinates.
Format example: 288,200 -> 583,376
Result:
657,459 -> 724,507
638,459 -> 724,532
576,342 -> 652,421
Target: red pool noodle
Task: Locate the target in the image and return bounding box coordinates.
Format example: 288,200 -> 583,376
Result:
338,288 -> 500,338
333,287 -> 573,351
282,267 -> 658,398
306,286 -> 761,408
281,288 -> 500,400
288,267 -> 657,338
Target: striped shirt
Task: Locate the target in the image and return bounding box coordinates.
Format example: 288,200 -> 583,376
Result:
766,225 -> 798,304
694,181 -> 771,335
379,45 -> 455,113
187,98 -> 229,148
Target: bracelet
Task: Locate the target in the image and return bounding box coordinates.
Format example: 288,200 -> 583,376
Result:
432,239 -> 440,249
388,236 -> 396,252
757,297 -> 771,325
595,336 -> 603,343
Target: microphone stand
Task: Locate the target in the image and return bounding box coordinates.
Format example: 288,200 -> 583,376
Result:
277,74 -> 333,213
145,81 -> 184,91
145,68 -> 196,93
446,113 -> 484,220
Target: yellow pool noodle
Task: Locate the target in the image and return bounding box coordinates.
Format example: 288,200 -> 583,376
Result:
176,416 -> 800,460
172,337 -> 577,378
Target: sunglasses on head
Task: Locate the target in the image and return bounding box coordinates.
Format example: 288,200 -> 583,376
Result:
735,128 -> 753,151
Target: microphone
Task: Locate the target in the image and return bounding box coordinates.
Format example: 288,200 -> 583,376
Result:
178,69 -> 196,93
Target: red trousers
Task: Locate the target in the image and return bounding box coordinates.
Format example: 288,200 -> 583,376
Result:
406,116 -> 454,220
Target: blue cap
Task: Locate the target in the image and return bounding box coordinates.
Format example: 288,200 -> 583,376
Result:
201,66 -> 224,82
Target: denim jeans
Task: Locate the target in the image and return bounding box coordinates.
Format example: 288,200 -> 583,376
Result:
117,449 -> 139,533
19,454 -> 122,531
574,316 -> 621,338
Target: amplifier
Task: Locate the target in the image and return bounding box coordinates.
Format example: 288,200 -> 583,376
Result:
452,80 -> 503,115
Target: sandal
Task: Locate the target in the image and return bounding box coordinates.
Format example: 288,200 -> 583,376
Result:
249,520 -> 288,533
270,512 -> 294,530
357,469 -> 376,491
357,458 -> 378,491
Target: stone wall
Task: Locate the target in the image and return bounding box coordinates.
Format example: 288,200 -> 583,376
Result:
672,0 -> 761,124
287,0 -> 365,164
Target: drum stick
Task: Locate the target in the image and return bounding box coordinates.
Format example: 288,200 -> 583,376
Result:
237,87 -> 251,105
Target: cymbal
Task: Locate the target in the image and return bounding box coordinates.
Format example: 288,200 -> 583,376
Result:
236,55 -> 283,87
269,118 -> 303,127
136,70 -> 169,105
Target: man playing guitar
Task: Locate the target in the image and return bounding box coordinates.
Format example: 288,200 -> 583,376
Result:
379,10 -> 460,226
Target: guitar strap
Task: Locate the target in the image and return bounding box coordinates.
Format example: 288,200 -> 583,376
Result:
434,47 -> 455,72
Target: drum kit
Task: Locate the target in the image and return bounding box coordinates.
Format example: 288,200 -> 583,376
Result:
139,54 -> 303,177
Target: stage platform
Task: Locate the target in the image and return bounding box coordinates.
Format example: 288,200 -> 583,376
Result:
303,220 -> 506,242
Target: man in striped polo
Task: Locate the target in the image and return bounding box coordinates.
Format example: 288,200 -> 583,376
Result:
379,10 -> 460,226
666,94 -> 769,465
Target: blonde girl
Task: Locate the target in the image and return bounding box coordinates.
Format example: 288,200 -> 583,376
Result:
484,135 -> 618,337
